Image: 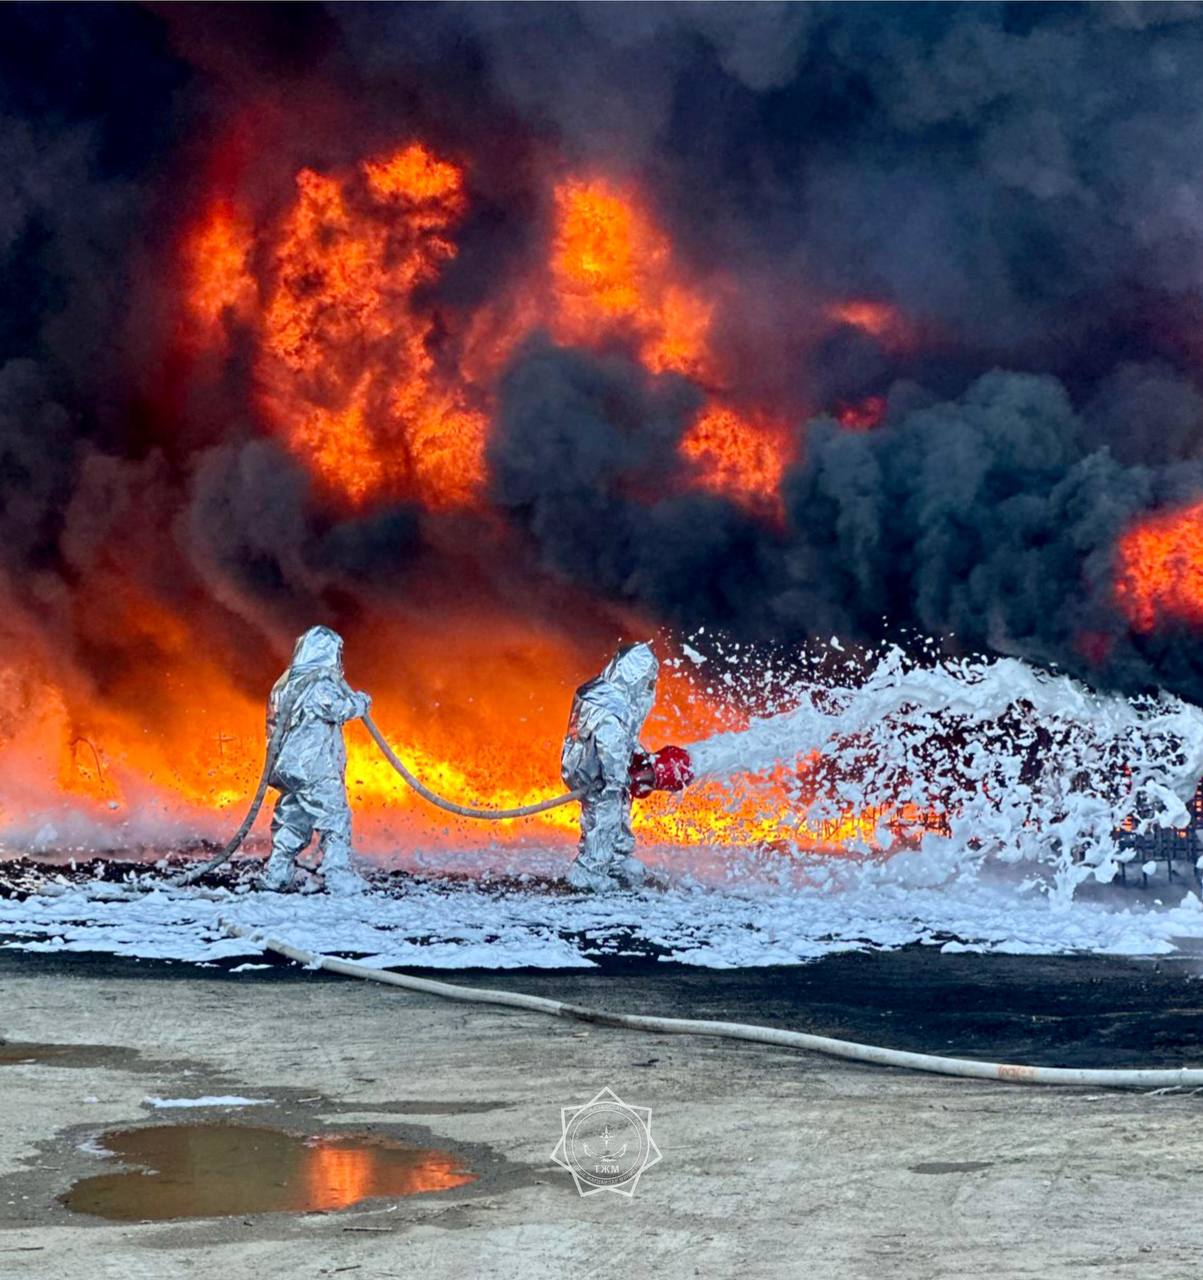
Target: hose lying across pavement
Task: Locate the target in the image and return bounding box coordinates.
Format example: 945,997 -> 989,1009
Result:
221,921 -> 1203,1090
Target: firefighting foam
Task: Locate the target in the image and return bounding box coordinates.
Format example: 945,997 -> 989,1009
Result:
688,645 -> 1203,896
11,5 -> 1203,883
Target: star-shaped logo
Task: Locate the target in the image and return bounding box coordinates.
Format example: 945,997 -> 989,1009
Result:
551,1086 -> 661,1197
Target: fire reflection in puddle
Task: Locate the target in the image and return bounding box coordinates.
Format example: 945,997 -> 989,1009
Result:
63,1123 -> 475,1220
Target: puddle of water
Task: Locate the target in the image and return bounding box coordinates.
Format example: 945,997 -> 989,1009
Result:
0,1042 -> 70,1065
0,1042 -> 130,1068
62,1123 -> 476,1220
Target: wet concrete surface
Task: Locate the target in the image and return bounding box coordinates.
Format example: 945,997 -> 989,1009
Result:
444,949 -> 1203,1068
0,1042 -> 140,1070
2,947 -> 1203,1277
62,1123 -> 475,1221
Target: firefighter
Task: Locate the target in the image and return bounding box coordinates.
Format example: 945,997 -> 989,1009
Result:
260,626 -> 371,894
561,642 -> 694,891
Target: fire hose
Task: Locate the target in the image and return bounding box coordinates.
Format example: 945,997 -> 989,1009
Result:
360,714 -> 584,819
220,921 -> 1203,1090
177,706 -> 583,886
174,675 -> 320,888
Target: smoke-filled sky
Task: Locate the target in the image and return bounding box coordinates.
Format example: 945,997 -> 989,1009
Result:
8,1 -> 1203,713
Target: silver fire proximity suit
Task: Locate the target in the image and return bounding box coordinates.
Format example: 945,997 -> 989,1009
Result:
261,626 -> 371,895
561,643 -> 659,891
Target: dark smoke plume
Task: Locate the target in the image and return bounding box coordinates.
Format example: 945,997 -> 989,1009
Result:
8,4 -> 1203,700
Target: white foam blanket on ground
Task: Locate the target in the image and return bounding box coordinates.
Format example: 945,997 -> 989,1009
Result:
143,1096 -> 267,1109
3,863 -> 1203,969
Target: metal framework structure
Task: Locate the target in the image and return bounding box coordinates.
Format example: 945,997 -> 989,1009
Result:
1115,783 -> 1203,888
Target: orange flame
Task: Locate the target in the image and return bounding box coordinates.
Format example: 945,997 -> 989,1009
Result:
835,395 -> 887,431
2,586 -> 935,861
182,198 -> 256,336
0,142 -> 945,864
550,177 -> 713,378
179,149 -> 914,520
1115,499 -> 1203,632
258,145 -> 486,508
679,405 -> 790,512
828,299 -> 913,351
550,178 -> 792,512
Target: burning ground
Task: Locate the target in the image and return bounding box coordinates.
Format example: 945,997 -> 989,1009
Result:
10,5 -> 1203,865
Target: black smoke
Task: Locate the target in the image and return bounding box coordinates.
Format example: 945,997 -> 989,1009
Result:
490,345 -> 1203,693
8,3 -> 1203,700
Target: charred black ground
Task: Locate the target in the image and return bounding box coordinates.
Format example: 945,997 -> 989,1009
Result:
3,943 -> 1201,1071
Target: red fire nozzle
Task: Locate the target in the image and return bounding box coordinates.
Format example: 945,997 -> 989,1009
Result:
629,745 -> 695,799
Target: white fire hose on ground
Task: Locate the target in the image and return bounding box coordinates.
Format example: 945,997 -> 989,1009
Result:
179,694 -> 1203,1091
220,921 -> 1203,1091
